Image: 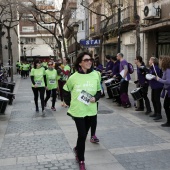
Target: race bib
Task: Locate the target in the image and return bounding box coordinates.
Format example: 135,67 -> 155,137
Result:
77,90 -> 93,105
35,80 -> 42,86
49,79 -> 55,84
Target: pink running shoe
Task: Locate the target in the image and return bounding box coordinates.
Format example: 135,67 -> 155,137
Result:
90,135 -> 99,143
51,107 -> 56,111
79,161 -> 86,170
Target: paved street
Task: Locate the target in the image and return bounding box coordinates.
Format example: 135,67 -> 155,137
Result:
0,76 -> 170,170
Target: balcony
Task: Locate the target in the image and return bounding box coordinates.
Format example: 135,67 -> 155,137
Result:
100,6 -> 135,33
89,23 -> 101,37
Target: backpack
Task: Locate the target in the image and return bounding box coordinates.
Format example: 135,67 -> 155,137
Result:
128,63 -> 134,74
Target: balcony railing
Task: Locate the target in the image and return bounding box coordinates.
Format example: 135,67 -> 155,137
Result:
89,23 -> 101,37
100,6 -> 134,33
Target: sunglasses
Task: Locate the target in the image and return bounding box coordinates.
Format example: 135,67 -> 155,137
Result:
82,58 -> 94,62
48,64 -> 53,66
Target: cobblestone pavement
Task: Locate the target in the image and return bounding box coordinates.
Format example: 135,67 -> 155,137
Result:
0,75 -> 170,170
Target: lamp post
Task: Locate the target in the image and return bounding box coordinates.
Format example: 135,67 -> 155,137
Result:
20,41 -> 24,58
115,0 -> 123,53
73,23 -> 79,58
23,47 -> 26,61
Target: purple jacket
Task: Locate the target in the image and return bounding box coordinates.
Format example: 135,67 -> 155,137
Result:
137,65 -> 149,86
149,65 -> 163,89
158,68 -> 170,97
112,61 -> 120,76
106,61 -> 113,72
120,59 -> 131,81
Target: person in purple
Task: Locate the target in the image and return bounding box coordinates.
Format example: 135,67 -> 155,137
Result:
134,56 -> 151,113
105,55 -> 113,73
148,57 -> 163,120
111,56 -> 120,77
105,55 -> 114,99
156,56 -> 170,127
117,53 -> 131,108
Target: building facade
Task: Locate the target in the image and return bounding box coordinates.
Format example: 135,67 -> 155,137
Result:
62,0 -> 86,63
19,0 -> 58,61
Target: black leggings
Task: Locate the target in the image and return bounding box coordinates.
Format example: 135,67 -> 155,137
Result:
74,115 -> 97,161
164,93 -> 170,123
45,88 -> 57,107
32,87 -> 45,111
151,88 -> 162,116
139,86 -> 151,111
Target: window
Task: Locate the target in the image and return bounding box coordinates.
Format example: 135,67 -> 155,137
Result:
22,26 -> 34,32
22,14 -> 34,21
25,38 -> 36,44
37,24 -> 54,31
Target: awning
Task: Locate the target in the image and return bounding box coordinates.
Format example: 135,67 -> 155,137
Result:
140,21 -> 170,32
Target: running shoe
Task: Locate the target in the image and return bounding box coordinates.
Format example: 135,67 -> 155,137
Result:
44,102 -> 47,107
90,135 -> 99,143
36,107 -> 39,112
51,107 -> 56,111
79,161 -> 86,170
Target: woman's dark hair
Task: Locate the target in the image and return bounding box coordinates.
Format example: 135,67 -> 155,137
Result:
95,60 -> 101,67
105,55 -> 111,60
136,56 -> 145,65
65,57 -> 70,64
33,60 -> 40,69
111,56 -> 117,61
74,51 -> 93,71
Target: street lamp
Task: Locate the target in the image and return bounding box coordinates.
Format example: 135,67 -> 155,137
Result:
115,0 -> 123,53
73,23 -> 79,58
20,41 -> 24,57
23,47 -> 26,61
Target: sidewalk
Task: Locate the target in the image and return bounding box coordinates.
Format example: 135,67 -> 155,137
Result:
0,75 -> 170,170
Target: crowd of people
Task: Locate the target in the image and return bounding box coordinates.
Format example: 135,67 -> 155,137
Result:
97,54 -> 170,127
16,53 -> 170,170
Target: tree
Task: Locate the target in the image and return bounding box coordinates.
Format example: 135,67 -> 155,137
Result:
0,0 -> 22,82
81,0 -> 117,62
20,0 -> 69,59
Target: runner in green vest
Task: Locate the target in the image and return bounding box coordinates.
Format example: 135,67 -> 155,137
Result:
58,57 -> 70,107
16,60 -> 20,74
63,52 -> 101,170
44,61 -> 58,111
30,60 -> 46,116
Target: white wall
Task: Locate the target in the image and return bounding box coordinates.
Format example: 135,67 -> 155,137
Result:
24,37 -> 54,57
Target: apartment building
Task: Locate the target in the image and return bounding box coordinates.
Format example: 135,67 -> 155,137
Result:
141,0 -> 170,60
62,0 -> 86,63
19,0 -> 58,61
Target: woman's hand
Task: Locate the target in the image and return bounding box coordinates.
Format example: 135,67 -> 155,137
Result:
90,97 -> 96,103
156,76 -> 160,81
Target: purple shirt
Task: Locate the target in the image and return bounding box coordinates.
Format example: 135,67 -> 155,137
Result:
119,59 -> 131,81
112,61 -> 120,76
137,64 -> 149,86
106,61 -> 113,72
158,68 -> 170,97
149,65 -> 163,89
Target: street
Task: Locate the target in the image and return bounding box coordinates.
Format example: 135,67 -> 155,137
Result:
0,76 -> 170,170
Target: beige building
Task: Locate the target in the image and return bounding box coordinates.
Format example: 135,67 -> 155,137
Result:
141,0 -> 170,60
